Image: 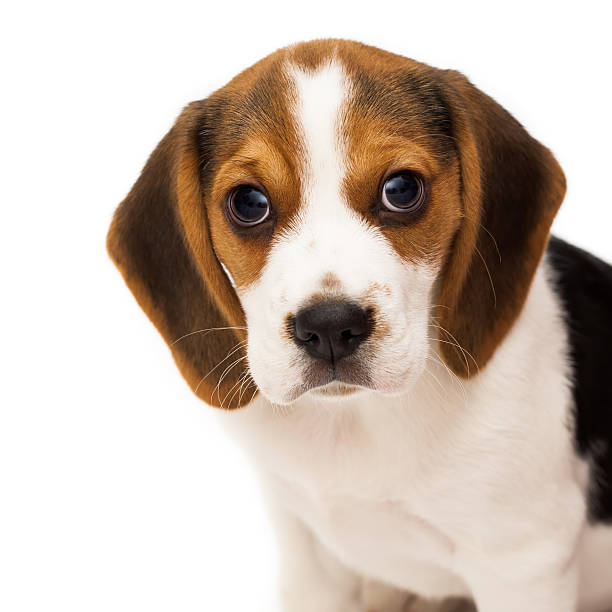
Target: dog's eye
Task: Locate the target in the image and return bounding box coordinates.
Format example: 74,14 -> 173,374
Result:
381,172 -> 425,213
227,186 -> 271,226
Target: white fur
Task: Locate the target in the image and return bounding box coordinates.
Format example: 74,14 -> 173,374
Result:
218,62 -> 612,611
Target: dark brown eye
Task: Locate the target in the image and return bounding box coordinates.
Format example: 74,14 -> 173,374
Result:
227,186 -> 271,226
381,172 -> 425,212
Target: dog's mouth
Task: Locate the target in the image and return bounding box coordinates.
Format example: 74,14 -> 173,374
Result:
284,358 -> 372,402
308,380 -> 363,398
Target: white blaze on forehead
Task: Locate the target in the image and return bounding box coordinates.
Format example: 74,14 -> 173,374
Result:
288,59 -> 347,200
271,60 -> 401,305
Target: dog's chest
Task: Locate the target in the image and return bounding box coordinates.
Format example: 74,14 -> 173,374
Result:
269,470 -> 470,597
276,469 -> 451,555
227,400 -> 473,597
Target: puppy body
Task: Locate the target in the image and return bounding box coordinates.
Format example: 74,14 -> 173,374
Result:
108,40 -> 612,611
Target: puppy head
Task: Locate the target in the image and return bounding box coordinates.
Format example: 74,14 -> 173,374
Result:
107,40 -> 565,408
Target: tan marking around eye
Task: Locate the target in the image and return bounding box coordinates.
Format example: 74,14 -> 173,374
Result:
204,91 -> 304,289
208,137 -> 302,290
340,109 -> 462,267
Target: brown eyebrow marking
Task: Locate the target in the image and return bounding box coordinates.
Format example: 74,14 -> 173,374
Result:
226,155 -> 260,169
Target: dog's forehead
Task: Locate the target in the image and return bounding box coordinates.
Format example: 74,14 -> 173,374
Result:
210,41 -> 454,163
287,59 -> 347,199
205,41 -> 458,290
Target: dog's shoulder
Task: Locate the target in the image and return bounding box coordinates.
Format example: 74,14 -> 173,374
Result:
547,235 -> 612,522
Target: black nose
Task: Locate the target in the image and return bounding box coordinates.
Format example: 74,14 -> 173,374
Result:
292,301 -> 372,364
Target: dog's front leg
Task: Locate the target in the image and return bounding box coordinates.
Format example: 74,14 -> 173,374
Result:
460,548 -> 580,612
270,508 -> 364,612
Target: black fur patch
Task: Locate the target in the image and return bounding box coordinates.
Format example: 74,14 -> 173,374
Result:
547,236 -> 612,522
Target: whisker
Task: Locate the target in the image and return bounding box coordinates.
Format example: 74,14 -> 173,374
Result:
423,361 -> 445,394
474,244 -> 497,308
212,355 -> 248,403
196,354 -> 246,399
421,368 -> 446,404
171,326 -> 247,346
426,352 -> 468,402
480,224 -> 502,264
428,322 -> 479,374
248,385 -> 259,405
238,374 -> 256,405
192,339 -> 248,395
221,369 -> 251,409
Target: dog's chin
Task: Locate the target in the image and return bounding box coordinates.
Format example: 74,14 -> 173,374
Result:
261,376 -> 416,406
307,381 -> 367,401
256,361 -> 421,406
255,360 -> 370,405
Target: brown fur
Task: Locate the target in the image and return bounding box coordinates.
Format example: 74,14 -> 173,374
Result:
434,69 -> 565,376
107,49 -> 300,409
107,103 -> 250,409
107,39 -> 565,411
208,136 -> 301,287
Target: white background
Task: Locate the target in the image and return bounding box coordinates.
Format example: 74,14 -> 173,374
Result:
1,1 -> 611,610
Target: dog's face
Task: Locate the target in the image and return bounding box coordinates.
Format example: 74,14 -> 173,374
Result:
217,59 -> 461,404
108,40 -> 565,408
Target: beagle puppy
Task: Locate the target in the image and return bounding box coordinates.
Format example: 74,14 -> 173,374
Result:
107,40 -> 612,612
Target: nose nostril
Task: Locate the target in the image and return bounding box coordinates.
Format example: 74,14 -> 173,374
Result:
340,328 -> 359,340
294,322 -> 319,344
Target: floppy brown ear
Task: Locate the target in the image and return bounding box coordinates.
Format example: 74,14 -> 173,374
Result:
436,70 -> 566,376
107,102 -> 254,409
